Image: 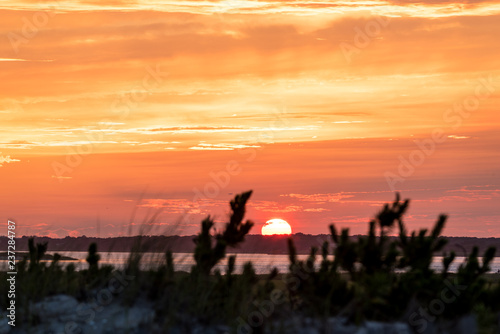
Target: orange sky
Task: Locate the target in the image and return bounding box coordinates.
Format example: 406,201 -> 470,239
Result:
0,0 -> 499,237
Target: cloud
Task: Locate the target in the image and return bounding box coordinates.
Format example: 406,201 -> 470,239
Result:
282,193 -> 355,203
3,0 -> 500,17
0,140 -> 34,150
447,135 -> 470,139
189,143 -> 261,151
0,58 -> 53,62
138,141 -> 180,146
0,154 -> 20,167
52,175 -> 73,180
250,200 -> 303,213
0,58 -> 27,62
304,208 -> 329,212
0,140 -> 118,149
25,223 -> 50,230
138,198 -> 226,215
442,186 -> 500,202
148,126 -> 247,133
2,5 -> 499,158
332,121 -> 367,124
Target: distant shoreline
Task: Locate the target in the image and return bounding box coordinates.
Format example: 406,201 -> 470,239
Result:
0,251 -> 78,261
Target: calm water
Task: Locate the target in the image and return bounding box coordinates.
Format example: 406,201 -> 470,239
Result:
3,252 -> 500,274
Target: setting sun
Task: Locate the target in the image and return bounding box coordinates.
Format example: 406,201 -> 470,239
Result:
261,219 -> 292,236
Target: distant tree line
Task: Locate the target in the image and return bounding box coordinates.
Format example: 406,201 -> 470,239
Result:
1,234 -> 499,256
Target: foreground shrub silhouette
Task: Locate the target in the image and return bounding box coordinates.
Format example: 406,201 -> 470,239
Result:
193,190 -> 254,276
287,193 -> 497,331
152,190 -> 274,330
86,242 -> 100,274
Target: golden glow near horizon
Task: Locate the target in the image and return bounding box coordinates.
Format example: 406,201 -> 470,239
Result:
0,0 -> 499,238
262,219 -> 292,236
